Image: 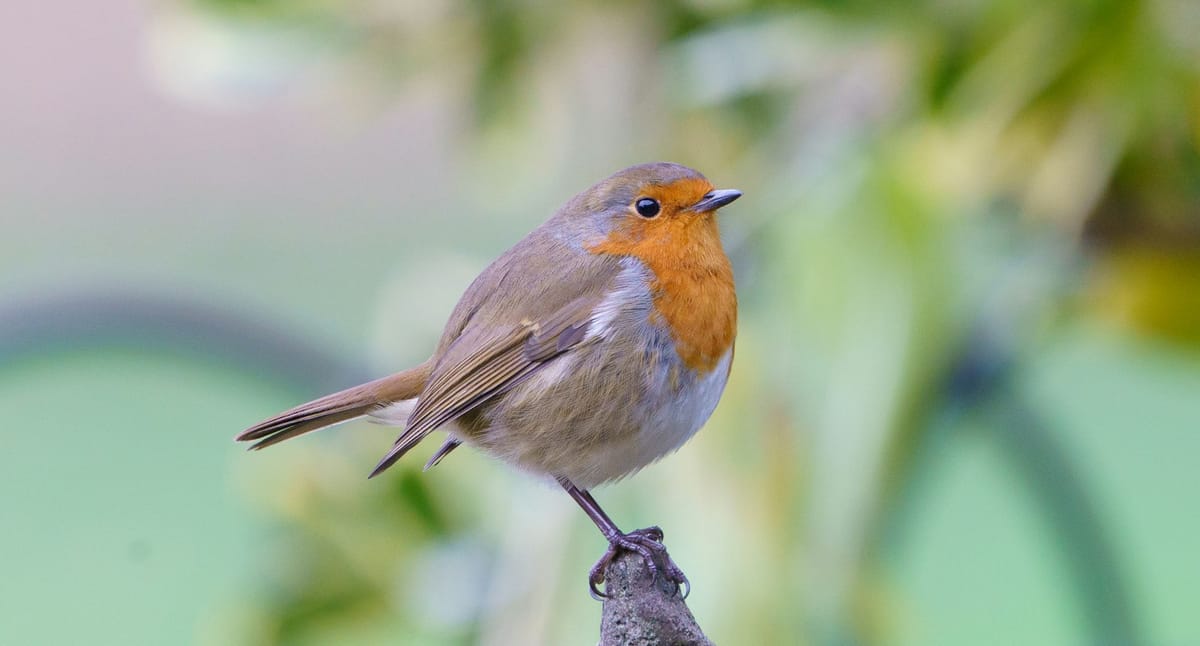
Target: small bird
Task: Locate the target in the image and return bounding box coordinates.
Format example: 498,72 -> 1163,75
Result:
237,162 -> 740,597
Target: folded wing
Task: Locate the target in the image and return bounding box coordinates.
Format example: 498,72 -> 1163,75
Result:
368,294 -> 600,477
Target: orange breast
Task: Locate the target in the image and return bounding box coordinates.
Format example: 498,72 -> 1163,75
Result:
587,210 -> 737,373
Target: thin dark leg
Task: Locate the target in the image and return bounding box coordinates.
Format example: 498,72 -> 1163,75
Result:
558,477 -> 623,539
557,477 -> 689,599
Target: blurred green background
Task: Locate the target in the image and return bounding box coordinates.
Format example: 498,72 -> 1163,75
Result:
2,0 -> 1198,644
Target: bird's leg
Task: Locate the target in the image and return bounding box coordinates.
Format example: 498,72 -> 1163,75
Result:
556,477 -> 690,600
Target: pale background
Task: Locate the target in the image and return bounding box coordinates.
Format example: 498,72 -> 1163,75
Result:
2,1 -> 1198,644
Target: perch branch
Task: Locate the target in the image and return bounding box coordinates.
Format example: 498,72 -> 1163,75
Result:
599,550 -> 714,646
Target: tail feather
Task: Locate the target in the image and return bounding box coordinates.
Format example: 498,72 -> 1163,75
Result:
236,361 -> 431,450
246,408 -> 365,451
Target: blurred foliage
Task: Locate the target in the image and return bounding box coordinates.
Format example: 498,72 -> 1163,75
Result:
158,0 -> 1200,644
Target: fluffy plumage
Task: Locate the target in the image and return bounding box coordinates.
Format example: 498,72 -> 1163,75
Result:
237,162 -> 737,489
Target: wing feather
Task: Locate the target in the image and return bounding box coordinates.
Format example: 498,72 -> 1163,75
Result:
367,294 -> 601,477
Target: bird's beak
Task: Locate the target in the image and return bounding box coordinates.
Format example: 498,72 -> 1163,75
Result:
690,189 -> 742,213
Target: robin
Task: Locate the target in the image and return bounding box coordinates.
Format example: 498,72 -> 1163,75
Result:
237,162 -> 741,598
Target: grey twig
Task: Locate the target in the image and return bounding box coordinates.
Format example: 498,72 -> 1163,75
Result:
599,551 -> 714,646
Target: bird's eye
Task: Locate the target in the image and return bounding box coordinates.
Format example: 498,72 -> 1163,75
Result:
635,198 -> 660,218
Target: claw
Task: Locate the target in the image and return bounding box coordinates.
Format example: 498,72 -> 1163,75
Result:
587,526 -> 689,599
589,569 -> 608,601
588,551 -> 614,600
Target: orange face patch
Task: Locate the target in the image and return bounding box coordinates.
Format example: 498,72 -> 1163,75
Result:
586,178 -> 737,373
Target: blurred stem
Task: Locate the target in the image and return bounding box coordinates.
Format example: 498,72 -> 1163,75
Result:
0,289 -> 368,394
988,384 -> 1142,645
874,330 -> 1143,646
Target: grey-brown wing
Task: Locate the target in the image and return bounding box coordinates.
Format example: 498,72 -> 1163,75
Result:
367,294 -> 599,477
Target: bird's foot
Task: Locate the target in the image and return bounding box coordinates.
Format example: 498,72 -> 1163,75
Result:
588,526 -> 690,600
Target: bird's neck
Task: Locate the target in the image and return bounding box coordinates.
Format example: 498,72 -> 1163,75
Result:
590,218 -> 737,372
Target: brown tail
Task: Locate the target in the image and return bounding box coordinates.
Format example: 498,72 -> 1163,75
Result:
236,361 -> 432,451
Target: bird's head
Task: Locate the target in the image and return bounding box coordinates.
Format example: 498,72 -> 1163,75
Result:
557,162 -> 741,258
